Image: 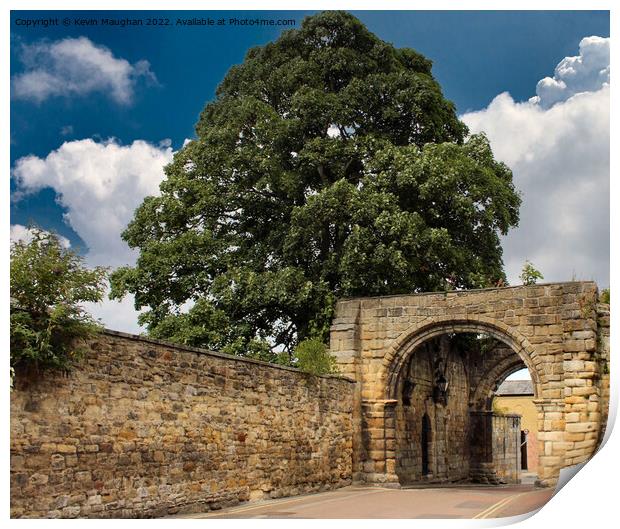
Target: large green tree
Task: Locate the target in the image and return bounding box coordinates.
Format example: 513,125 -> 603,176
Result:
111,11 -> 520,360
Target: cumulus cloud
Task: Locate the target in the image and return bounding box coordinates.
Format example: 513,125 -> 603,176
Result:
81,292 -> 145,335
11,36 -> 156,104
11,138 -> 175,333
10,223 -> 71,249
530,36 -> 609,108
462,36 -> 609,288
12,138 -> 173,267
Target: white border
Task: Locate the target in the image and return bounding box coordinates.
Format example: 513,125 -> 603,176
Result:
3,2 -> 616,528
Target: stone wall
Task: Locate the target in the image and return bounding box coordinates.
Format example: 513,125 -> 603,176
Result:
596,303 -> 610,448
11,331 -> 355,518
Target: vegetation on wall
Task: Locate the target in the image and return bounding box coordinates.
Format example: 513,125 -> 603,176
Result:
600,288 -> 610,305
10,228 -> 108,382
519,260 -> 543,286
110,11 -> 521,362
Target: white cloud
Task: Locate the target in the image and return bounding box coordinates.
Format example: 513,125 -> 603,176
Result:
12,138 -> 175,333
462,37 -> 609,288
82,290 -> 144,335
12,138 -> 173,268
530,36 -> 609,109
12,36 -> 156,104
10,224 -> 71,249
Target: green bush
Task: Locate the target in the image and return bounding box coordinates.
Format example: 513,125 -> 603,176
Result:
294,338 -> 338,376
10,228 -> 108,381
519,260 -> 544,286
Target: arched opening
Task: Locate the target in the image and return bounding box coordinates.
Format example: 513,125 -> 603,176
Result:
492,367 -> 539,482
386,323 -> 541,486
383,319 -> 542,401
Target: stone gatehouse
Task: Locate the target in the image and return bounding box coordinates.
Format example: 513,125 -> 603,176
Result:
329,281 -> 610,487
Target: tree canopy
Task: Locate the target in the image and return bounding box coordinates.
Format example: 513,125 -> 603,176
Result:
111,11 -> 521,361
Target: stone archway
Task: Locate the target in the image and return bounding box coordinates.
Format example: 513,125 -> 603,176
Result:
329,282 -> 607,487
470,350 -> 533,411
381,319 -> 542,486
381,316 -> 542,402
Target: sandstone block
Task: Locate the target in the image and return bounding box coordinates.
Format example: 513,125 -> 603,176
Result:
565,423 -> 595,433
56,444 -> 77,454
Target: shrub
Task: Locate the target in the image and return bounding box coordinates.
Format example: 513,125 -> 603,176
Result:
519,260 -> 544,286
600,288 -> 610,305
10,228 -> 108,379
294,338 -> 338,376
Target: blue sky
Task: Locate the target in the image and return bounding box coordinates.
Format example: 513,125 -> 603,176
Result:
9,10 -> 610,335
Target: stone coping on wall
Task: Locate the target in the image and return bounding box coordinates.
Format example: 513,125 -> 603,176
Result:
337,280 -> 598,302
102,329 -> 356,383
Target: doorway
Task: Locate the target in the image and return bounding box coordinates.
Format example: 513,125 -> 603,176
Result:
422,413 -> 431,476
520,430 -> 528,470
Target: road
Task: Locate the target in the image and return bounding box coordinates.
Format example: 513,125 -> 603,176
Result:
172,483 -> 554,519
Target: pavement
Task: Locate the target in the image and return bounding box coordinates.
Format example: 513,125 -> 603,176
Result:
172,481 -> 555,519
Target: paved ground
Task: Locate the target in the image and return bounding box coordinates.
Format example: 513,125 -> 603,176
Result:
174,481 -> 554,519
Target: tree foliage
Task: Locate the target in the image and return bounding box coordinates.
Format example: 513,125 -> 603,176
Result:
10,228 -> 108,376
111,11 -> 521,358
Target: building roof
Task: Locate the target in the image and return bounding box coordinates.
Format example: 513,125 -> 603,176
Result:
495,379 -> 534,396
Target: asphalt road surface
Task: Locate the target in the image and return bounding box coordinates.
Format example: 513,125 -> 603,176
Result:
173,483 -> 555,519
